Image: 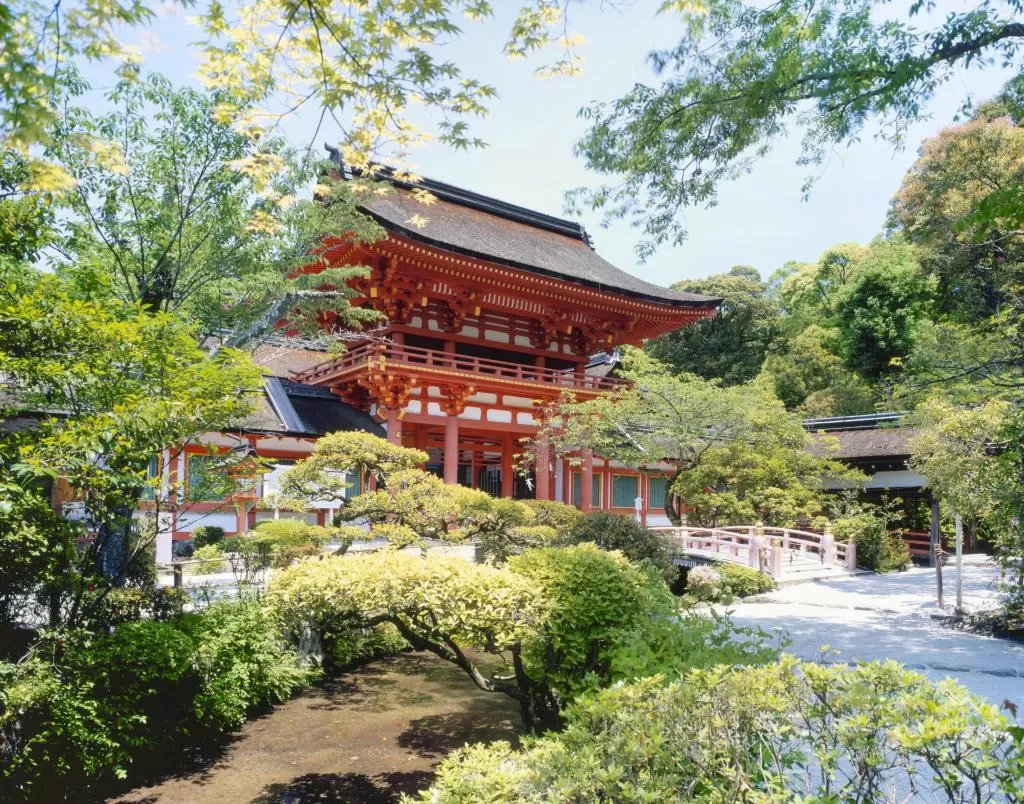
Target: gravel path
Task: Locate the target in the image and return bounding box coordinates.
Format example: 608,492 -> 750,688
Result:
728,557 -> 1024,705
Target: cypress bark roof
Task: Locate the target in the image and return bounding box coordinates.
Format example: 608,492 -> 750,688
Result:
333,159 -> 719,309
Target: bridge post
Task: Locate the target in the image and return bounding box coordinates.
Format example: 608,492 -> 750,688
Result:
846,539 -> 857,570
749,535 -> 763,570
769,545 -> 782,577
820,522 -> 834,567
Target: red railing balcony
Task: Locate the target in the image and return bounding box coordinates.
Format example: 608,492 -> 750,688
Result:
291,341 -> 623,395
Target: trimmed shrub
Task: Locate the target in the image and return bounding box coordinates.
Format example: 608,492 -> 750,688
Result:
566,512 -> 674,580
414,659 -> 1023,802
834,513 -> 910,572
717,563 -> 775,597
268,545 -> 775,733
191,526 -> 225,549
519,499 -> 581,534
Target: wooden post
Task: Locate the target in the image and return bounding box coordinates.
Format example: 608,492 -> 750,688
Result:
931,493 -> 944,608
955,513 -> 963,613
581,449 -> 594,513
535,433 -> 550,500
501,434 -> 514,498
444,414 -> 459,485
820,521 -> 834,567
173,563 -> 183,589
385,407 -> 402,445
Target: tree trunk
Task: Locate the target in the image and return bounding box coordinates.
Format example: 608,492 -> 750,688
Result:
664,466 -> 685,526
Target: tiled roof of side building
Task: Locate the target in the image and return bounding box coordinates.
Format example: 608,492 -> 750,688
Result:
234,377 -> 384,439
333,160 -> 720,310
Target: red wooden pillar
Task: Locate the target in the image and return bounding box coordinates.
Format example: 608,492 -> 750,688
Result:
581,449 -> 594,513
444,414 -> 459,485
603,459 -> 611,512
536,433 -> 550,501
501,434 -> 514,498
385,408 -> 402,445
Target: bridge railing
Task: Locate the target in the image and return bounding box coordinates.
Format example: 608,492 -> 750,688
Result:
650,524 -> 857,579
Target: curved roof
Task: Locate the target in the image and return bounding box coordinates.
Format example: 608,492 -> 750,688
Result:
337,160 -> 719,310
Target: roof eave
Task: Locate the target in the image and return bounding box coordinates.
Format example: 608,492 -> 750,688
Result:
364,211 -> 720,311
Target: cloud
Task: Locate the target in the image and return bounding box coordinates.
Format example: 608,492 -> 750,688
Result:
139,30 -> 170,56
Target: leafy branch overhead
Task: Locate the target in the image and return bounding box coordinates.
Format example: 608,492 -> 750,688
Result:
2,0 -> 588,187
570,0 -> 1024,257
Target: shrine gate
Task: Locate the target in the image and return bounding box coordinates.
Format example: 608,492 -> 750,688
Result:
292,165 -> 718,517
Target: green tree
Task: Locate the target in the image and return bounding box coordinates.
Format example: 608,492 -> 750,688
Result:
547,349 -> 822,524
675,438 -> 859,528
758,324 -> 875,415
830,238 -> 935,378
775,244 -> 866,326
0,152 -> 54,262
0,267 -> 262,609
49,69 -> 382,340
889,111 -> 1024,322
646,266 -> 781,385
571,1 -> 1024,256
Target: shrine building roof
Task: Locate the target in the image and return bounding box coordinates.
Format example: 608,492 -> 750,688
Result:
332,156 -> 719,310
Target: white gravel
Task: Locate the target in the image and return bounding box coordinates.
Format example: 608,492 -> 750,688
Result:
728,556 -> 1024,706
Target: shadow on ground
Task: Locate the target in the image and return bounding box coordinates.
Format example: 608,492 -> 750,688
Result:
252,771 -> 433,803
110,651 -> 522,803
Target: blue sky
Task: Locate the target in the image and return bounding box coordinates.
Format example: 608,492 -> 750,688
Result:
108,1 -> 1014,288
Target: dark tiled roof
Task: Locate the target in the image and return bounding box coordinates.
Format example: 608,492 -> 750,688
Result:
238,377 -> 383,439
268,378 -> 383,438
348,168 -> 718,309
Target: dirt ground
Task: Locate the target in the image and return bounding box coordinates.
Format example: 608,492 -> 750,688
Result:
109,652 -> 522,804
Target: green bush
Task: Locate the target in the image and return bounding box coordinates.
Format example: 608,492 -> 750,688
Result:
0,622 -> 196,797
566,512 -> 675,580
415,659 -> 1023,802
0,603 -> 314,798
508,544 -> 775,708
717,563 -> 775,597
519,499 -> 581,534
191,525 -> 225,548
82,585 -> 190,626
326,623 -> 408,671
0,655 -> 120,798
833,513 -> 910,572
184,601 -> 313,730
190,544 -> 226,575
268,545 -> 776,733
